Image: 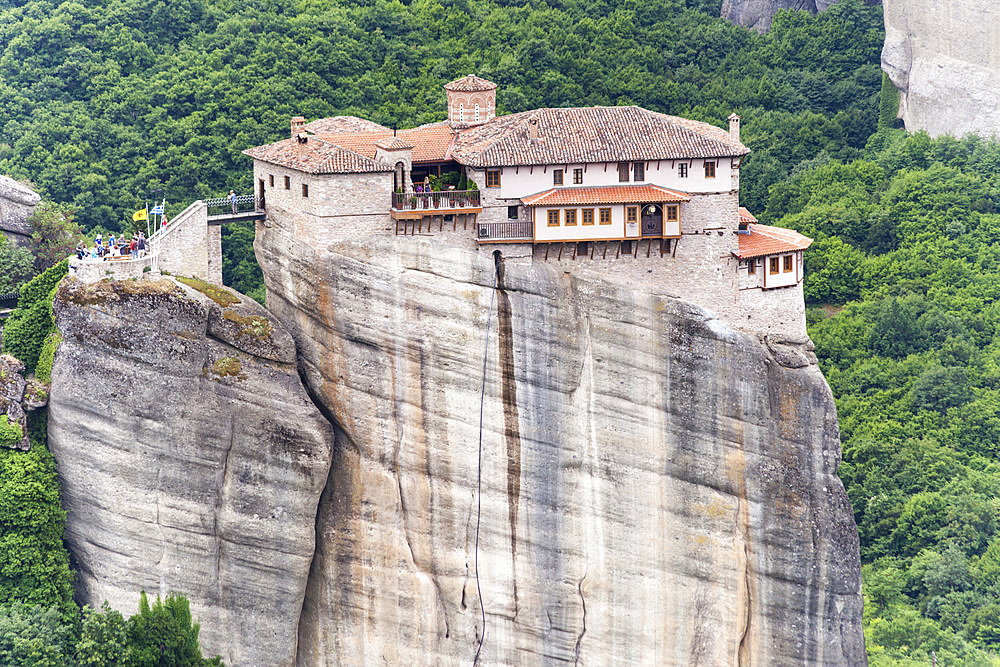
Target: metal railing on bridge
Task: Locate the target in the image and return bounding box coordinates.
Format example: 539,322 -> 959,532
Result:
0,291 -> 19,310
205,195 -> 263,218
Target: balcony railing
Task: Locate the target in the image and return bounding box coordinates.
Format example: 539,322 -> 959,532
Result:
478,221 -> 533,242
391,190 -> 481,211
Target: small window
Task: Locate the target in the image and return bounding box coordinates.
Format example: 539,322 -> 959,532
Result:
582,209 -> 594,225
704,161 -> 716,178
507,205 -> 519,220
633,162 -> 645,181
666,205 -> 678,222
547,210 -> 560,227
573,168 -> 583,185
553,169 -> 563,186
475,103 -> 480,123
269,174 -> 274,187
626,206 -> 638,224
748,259 -> 755,275
459,103 -> 464,122
678,164 -> 688,178
565,209 -> 577,226
302,183 -> 309,197
618,163 -> 629,182
769,257 -> 779,275
783,255 -> 793,273
486,170 -> 501,188
599,208 -> 612,225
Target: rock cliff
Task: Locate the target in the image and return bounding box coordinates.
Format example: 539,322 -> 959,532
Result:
0,175 -> 40,246
721,0 -> 848,32
253,221 -> 866,664
45,229 -> 866,664
882,0 -> 1000,137
47,277 -> 336,666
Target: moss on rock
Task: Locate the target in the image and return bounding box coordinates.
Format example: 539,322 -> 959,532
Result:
177,276 -> 240,307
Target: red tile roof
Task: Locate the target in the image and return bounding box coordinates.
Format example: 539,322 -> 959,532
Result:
248,105 -> 748,174
451,106 -> 749,168
316,123 -> 456,164
522,184 -> 691,207
444,75 -> 497,92
304,116 -> 389,134
738,207 -> 757,224
735,224 -> 813,259
374,136 -> 414,151
242,137 -> 392,174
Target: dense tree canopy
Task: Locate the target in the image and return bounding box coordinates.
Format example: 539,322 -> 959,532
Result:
7,0 -> 996,664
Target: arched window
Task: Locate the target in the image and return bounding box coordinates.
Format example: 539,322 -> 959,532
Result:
459,103 -> 464,122
475,103 -> 480,122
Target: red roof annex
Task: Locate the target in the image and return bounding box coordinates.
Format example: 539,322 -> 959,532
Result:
522,184 -> 691,207
735,224 -> 813,259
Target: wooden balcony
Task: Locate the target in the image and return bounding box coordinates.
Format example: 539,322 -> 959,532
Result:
477,221 -> 533,243
390,190 -> 482,220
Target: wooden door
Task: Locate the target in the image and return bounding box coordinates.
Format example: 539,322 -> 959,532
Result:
641,204 -> 663,237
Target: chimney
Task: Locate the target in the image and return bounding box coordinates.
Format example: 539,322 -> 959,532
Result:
728,113 -> 741,143
295,133 -> 308,159
291,116 -> 306,139
527,117 -> 539,140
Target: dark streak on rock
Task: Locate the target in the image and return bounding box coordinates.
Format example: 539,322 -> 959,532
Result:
495,251 -> 521,613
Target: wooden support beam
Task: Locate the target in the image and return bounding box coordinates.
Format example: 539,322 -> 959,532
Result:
590,242 -> 596,259
558,243 -> 564,260
602,241 -> 608,259
615,241 -> 621,259
545,244 -> 550,261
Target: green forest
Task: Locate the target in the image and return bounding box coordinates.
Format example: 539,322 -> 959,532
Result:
0,0 -> 997,662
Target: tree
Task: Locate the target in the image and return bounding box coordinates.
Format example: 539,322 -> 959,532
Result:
2,258 -> 68,373
76,602 -> 129,667
0,604 -> 75,667
0,235 -> 36,295
28,202 -> 82,273
126,592 -> 222,667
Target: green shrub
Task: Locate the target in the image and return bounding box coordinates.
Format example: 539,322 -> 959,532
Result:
2,259 -> 68,373
126,591 -> 223,666
0,417 -> 23,449
34,332 -> 61,384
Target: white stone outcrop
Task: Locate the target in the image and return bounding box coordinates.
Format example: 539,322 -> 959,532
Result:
882,0 -> 1000,138
0,175 -> 40,244
253,219 -> 866,664
48,277 -> 336,666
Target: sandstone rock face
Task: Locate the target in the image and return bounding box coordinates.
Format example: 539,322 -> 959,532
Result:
0,175 -> 40,243
882,0 -> 1000,137
254,222 -> 867,665
48,278 -> 336,666
721,0 -> 820,32
721,0 -> 876,32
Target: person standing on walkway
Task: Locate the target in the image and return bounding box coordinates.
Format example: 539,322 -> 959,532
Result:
229,189 -> 238,215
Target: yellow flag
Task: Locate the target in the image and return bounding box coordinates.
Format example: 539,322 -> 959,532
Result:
132,208 -> 147,222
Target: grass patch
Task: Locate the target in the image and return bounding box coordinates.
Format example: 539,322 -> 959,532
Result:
62,278 -> 177,306
176,276 -> 240,307
34,332 -> 61,384
210,356 -> 242,377
0,416 -> 24,448
222,310 -> 272,339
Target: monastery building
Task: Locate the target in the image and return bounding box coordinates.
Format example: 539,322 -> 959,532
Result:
244,75 -> 813,338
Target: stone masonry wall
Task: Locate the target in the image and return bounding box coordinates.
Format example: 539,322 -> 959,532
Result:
155,202 -> 212,281
738,282 -> 808,339
254,161 -> 394,248
207,224 -> 222,285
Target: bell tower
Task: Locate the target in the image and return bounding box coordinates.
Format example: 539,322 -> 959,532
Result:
444,75 -> 498,127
